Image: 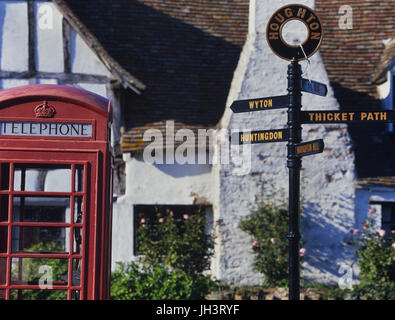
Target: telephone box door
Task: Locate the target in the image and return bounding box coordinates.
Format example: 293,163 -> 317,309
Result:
0,85 -> 113,300
0,150 -> 99,300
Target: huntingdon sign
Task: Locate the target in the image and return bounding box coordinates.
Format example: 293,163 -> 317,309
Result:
0,121 -> 92,138
231,129 -> 289,144
230,4 -> 395,301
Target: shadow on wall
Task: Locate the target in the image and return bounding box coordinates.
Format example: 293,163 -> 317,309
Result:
301,200 -> 356,284
331,82 -> 395,178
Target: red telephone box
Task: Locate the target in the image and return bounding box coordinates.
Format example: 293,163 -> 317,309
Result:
0,85 -> 113,300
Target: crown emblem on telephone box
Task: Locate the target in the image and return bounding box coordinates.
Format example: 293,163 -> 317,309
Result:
34,100 -> 56,118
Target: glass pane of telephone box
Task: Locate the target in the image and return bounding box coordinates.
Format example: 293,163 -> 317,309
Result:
0,226 -> 7,253
10,289 -> 68,300
0,163 -> 10,190
74,196 -> 83,224
0,195 -> 9,222
0,258 -> 6,285
74,165 -> 84,192
73,228 -> 82,254
14,164 -> 71,192
12,226 -> 70,253
12,196 -> 70,223
11,257 -> 69,286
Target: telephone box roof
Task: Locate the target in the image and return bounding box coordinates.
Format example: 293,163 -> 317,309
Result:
0,84 -> 112,121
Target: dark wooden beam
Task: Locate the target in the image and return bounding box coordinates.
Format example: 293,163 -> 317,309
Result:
62,18 -> 71,74
0,71 -> 110,84
27,0 -> 36,73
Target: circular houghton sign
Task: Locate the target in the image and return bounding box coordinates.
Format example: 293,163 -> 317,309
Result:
266,4 -> 323,61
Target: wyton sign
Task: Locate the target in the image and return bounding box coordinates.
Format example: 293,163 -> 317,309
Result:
230,3 -> 393,300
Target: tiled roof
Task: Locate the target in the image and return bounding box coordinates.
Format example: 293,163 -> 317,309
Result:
315,0 -> 395,179
315,0 -> 395,109
56,0 -> 249,153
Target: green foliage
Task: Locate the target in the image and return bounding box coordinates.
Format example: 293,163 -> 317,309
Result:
352,216 -> 395,299
111,208 -> 217,299
239,188 -> 295,287
137,209 -> 213,276
352,282 -> 395,300
353,216 -> 394,283
111,262 -> 219,300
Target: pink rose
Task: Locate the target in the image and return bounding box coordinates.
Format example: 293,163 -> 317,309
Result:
270,238 -> 276,244
169,211 -> 174,217
353,229 -> 360,234
362,222 -> 368,229
299,248 -> 306,257
392,243 -> 395,250
369,207 -> 376,214
183,214 -> 189,220
140,218 -> 146,224
158,218 -> 164,223
378,230 -> 386,237
252,241 -> 258,247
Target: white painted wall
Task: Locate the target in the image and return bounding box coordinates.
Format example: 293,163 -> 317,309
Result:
217,0 -> 357,285
70,29 -> 111,77
111,153 -> 215,270
0,1 -> 28,72
0,79 -> 30,89
76,82 -> 108,98
35,2 -> 63,73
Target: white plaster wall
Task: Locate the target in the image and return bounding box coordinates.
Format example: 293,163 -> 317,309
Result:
0,79 -> 30,89
217,0 -> 357,285
70,29 -> 111,77
76,83 -> 108,98
377,71 -> 391,100
0,1 -> 28,72
112,153 -> 215,270
35,2 -> 63,72
36,78 -> 58,85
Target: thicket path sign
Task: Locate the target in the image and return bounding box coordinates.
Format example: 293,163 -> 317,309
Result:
230,4 -> 393,300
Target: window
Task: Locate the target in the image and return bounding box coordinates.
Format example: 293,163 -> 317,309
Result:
369,200 -> 395,240
133,204 -> 213,255
381,205 -> 395,240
